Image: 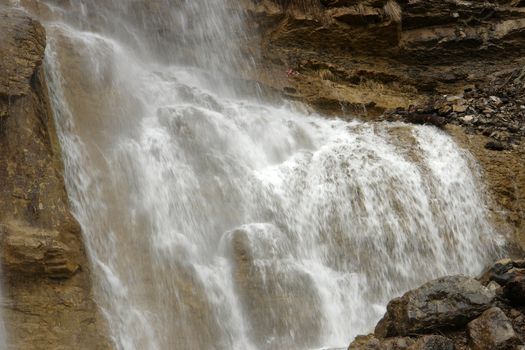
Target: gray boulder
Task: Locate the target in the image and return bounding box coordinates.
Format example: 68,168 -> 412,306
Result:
467,307 -> 522,350
375,275 -> 495,337
409,335 -> 454,350
348,334 -> 415,350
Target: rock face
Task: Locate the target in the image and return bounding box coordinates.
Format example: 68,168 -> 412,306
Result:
244,0 -> 525,251
467,307 -> 521,350
375,275 -> 495,337
244,0 -> 525,116
0,8 -> 110,349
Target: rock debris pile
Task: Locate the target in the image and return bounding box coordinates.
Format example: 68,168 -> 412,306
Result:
385,68 -> 525,152
349,258 -> 525,350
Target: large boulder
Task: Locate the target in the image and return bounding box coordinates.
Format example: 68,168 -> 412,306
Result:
467,307 -> 523,350
375,275 -> 495,337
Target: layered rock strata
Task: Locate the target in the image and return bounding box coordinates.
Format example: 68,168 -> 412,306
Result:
243,0 -> 525,250
0,7 -> 110,350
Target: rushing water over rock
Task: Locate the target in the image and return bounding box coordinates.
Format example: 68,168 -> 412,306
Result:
23,0 -> 504,349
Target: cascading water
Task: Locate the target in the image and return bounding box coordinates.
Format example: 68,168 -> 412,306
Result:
17,0 -> 504,349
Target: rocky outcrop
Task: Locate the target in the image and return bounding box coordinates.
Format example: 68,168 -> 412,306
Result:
0,8 -> 110,349
244,0 -> 525,250
244,0 -> 525,116
374,276 -> 495,337
349,258 -> 525,350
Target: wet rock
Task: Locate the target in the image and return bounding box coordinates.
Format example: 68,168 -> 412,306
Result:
467,307 -> 522,350
487,280 -> 502,293
383,337 -> 416,349
227,224 -> 322,349
479,258 -> 525,305
348,334 -> 415,350
408,335 -> 454,350
503,273 -> 525,306
375,275 -> 495,337
348,334 -> 381,350
485,140 -> 509,151
403,113 -> 446,128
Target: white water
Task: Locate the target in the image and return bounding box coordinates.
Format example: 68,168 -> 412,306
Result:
20,0 -> 504,349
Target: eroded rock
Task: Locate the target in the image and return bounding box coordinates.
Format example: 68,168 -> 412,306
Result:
0,8 -> 46,97
1,221 -> 79,279
0,7 -> 111,349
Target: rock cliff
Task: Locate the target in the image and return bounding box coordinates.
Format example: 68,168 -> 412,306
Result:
245,0 -> 525,115
0,7 -> 110,349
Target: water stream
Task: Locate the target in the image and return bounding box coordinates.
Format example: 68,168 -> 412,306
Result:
17,0 -> 505,349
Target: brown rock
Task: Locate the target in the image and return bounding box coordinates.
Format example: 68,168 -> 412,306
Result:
477,258 -> 525,305
0,7 -> 111,349
375,276 -> 495,337
383,337 -> 416,349
503,273 -> 525,306
348,334 -> 382,350
228,224 -> 322,349
348,334 -> 415,350
408,335 -> 454,350
1,221 -> 79,279
485,140 -> 509,151
0,8 -> 46,97
467,307 -> 522,350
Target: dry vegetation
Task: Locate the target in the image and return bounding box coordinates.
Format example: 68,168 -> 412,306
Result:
383,0 -> 402,22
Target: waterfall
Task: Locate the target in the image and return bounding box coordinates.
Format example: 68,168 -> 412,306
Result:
30,0 -> 504,349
